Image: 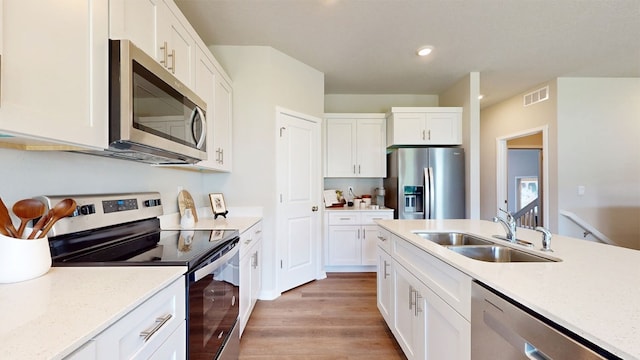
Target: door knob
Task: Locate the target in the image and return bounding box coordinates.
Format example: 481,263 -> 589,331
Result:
312,206 -> 318,212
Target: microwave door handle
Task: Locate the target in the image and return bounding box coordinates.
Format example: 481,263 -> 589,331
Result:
191,106 -> 207,149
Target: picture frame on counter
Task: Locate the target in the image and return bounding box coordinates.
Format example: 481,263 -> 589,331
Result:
209,193 -> 229,219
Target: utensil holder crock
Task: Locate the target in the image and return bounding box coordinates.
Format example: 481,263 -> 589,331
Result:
0,232 -> 51,283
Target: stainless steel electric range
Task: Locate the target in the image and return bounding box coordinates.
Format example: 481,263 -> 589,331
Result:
38,192 -> 240,360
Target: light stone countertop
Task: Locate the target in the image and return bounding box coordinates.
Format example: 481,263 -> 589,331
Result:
159,208 -> 262,234
324,206 -> 394,212
377,219 -> 640,360
0,266 -> 186,360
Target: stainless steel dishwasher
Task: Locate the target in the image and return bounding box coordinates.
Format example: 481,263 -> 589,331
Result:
471,281 -> 620,359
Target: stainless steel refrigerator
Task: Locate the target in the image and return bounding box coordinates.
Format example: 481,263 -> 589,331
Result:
385,147 -> 465,219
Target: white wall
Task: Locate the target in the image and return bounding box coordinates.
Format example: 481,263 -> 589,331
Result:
207,45 -> 325,298
0,148 -> 205,220
324,94 -> 438,113
480,80 -> 559,230
557,78 -> 640,249
440,72 -> 481,219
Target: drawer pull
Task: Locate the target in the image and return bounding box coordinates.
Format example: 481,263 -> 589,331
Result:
140,314 -> 172,342
339,217 -> 351,220
218,331 -> 225,339
377,235 -> 387,241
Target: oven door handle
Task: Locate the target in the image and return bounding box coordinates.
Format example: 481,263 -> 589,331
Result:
193,245 -> 238,282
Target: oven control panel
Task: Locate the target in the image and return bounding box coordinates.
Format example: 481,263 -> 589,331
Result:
34,192 -> 164,237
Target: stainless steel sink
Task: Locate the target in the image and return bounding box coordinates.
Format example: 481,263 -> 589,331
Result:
448,245 -> 557,263
414,232 -> 493,246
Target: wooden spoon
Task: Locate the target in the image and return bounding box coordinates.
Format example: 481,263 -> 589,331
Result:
12,199 -> 46,238
0,197 -> 18,238
28,199 -> 77,239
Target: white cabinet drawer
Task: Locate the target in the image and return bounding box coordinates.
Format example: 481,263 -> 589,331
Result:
328,212 -> 360,225
361,211 -> 393,225
95,278 -> 186,360
392,235 -> 471,321
376,227 -> 392,254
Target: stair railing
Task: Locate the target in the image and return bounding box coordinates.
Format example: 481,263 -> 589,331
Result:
559,210 -> 617,246
513,197 -> 539,229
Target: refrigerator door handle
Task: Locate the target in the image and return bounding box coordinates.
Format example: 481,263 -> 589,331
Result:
424,167 -> 435,219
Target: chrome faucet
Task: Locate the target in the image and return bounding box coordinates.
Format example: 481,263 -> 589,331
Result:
535,226 -> 553,252
493,208 -> 517,243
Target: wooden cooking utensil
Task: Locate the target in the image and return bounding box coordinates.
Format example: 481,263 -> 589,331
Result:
0,197 -> 18,238
12,199 -> 46,238
28,199 -> 77,239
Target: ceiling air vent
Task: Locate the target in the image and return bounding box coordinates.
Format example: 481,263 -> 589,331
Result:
523,86 -> 549,107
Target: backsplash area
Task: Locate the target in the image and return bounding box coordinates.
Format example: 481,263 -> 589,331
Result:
323,178 -> 384,205
0,148 -> 206,215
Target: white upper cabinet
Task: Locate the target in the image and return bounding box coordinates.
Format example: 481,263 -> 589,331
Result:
0,0 -> 109,150
324,113 -> 386,177
387,107 -> 462,146
212,71 -> 233,172
110,0 -> 195,87
109,0 -> 161,58
186,45 -> 232,172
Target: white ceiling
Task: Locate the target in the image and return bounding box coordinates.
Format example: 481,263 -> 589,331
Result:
174,0 -> 640,107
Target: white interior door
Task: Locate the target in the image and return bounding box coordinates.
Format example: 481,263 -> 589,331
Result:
276,107 -> 321,293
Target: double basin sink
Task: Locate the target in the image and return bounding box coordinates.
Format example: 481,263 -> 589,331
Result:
413,232 -> 559,263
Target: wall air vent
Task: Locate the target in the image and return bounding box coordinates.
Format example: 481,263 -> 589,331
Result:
523,86 -> 549,107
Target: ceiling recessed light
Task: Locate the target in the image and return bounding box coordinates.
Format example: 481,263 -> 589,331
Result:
416,46 -> 433,57
478,94 -> 484,100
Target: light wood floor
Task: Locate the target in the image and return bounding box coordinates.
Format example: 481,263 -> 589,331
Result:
239,272 -> 407,360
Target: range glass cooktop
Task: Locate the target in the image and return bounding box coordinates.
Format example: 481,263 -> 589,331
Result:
51,226 -> 239,269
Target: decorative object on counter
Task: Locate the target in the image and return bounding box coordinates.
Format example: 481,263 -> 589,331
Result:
0,229 -> 51,283
180,208 -> 196,228
375,187 -> 385,207
323,189 -> 345,208
178,189 -> 199,222
209,193 -> 229,219
362,195 -> 372,207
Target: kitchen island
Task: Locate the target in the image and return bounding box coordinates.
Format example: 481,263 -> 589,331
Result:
377,219 -> 640,359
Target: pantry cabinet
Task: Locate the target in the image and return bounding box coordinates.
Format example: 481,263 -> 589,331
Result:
0,0 -> 109,150
378,230 -> 471,360
325,210 -> 393,270
239,221 -> 263,336
386,107 -> 462,146
110,0 -> 195,87
324,114 -> 386,178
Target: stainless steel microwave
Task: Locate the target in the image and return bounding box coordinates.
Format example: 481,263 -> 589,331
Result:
104,39 -> 207,164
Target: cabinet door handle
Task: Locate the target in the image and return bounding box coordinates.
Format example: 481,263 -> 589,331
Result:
357,229 -> 360,239
358,165 -> 361,174
415,292 -> 422,317
160,41 -> 168,68
427,129 -> 431,140
383,260 -> 390,279
220,148 -> 224,164
140,314 -> 172,342
409,285 -> 415,310
168,49 -> 175,74
353,165 -> 356,174
422,130 -> 425,140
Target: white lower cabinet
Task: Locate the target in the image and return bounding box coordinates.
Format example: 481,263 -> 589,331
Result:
378,229 -> 471,360
325,210 -> 393,270
376,244 -> 394,324
239,221 -> 263,336
65,277 -> 186,360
